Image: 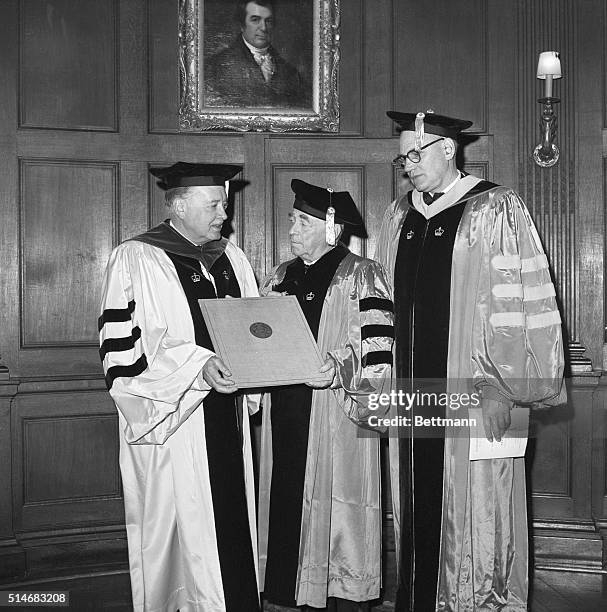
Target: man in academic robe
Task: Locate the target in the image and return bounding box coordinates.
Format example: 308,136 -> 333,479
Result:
206,0 -> 307,107
98,162 -> 260,612
374,111 -> 566,612
258,180 -> 394,612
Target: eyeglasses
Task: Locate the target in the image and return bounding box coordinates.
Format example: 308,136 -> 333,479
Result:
392,137 -> 445,168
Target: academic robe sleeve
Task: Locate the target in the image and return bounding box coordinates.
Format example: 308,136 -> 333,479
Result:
99,244 -> 214,445
471,189 -> 566,405
373,195 -> 409,289
328,260 -> 394,425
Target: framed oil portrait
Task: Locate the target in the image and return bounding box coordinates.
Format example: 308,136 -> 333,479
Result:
179,0 -> 340,132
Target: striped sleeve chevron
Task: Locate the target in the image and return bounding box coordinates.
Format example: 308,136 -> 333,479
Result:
359,296 -> 394,371
98,262 -> 148,391
97,242 -> 215,444
472,189 -> 565,404
98,300 -> 147,390
327,258 -> 394,426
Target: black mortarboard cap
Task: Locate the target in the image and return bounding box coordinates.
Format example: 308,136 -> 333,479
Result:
291,179 -> 363,226
149,162 -> 242,190
386,111 -> 473,138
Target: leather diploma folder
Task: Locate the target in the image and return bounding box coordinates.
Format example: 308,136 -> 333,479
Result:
198,296 -> 326,388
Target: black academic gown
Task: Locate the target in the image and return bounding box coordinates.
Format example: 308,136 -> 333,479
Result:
393,185 -> 494,612
135,223 -> 259,612
374,178 -> 557,612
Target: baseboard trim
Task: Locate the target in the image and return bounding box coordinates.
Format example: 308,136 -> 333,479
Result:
534,564 -> 607,574
0,538 -> 26,581
0,568 -> 130,589
0,526 -> 128,584
532,519 -> 605,571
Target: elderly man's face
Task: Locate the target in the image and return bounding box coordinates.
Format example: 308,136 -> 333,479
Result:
242,2 -> 273,49
399,131 -> 452,193
178,186 -> 228,245
288,209 -> 329,263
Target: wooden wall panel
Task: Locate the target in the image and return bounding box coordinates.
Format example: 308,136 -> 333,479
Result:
363,0 -> 392,137
531,381 -> 596,522
271,166 -> 365,265
0,0 -> 19,380
149,0 -> 180,133
393,0 -> 488,134
13,388 -> 123,532
19,0 -> 117,131
573,0 -> 605,369
119,0 -> 148,136
486,0 -> 517,191
20,159 -> 117,348
463,162 -> 488,180
244,134 -> 270,277
530,414 -> 571,498
24,415 -> 119,503
119,161 -> 150,242
338,0 -> 363,135
593,380 -> 607,519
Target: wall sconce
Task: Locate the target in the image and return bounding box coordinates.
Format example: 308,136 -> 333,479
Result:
534,51 -> 562,167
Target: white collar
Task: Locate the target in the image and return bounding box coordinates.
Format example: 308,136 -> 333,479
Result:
411,174 -> 483,220
242,36 -> 269,56
433,172 -> 461,197
414,172 -> 461,219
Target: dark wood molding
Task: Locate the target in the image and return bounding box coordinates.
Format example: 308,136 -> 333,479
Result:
0,381 -> 23,580
533,520 -> 604,571
12,526 -> 127,582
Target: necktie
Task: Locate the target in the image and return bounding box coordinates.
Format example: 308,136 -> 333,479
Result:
256,53 -> 274,82
422,192 -> 444,205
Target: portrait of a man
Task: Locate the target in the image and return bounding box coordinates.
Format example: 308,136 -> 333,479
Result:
204,0 -> 312,109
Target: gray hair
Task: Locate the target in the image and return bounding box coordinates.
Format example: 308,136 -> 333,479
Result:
164,187 -> 195,210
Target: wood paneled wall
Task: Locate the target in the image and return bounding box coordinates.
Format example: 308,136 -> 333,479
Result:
0,0 -> 606,581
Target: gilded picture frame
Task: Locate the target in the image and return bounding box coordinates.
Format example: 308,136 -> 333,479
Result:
179,0 -> 340,132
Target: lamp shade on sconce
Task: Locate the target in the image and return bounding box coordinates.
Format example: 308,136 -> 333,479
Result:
537,51 -> 562,98
537,51 -> 562,79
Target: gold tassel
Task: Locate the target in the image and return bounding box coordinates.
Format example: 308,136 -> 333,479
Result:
415,112 -> 425,152
326,188 -> 336,246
